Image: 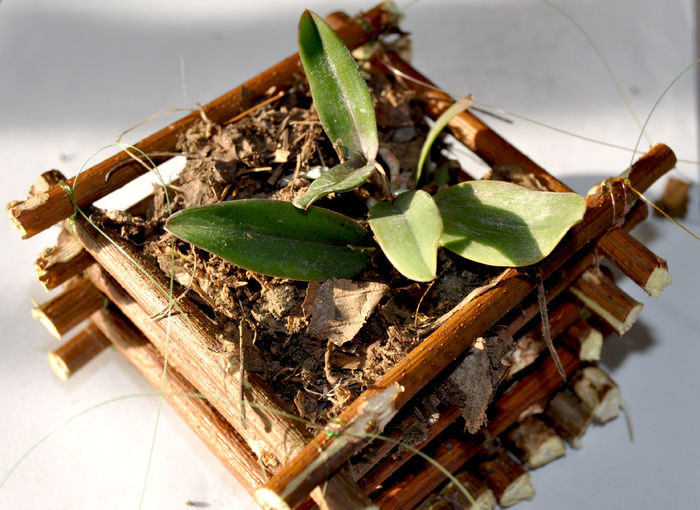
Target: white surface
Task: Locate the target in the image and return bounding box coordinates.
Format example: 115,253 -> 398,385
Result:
1,1 -> 698,509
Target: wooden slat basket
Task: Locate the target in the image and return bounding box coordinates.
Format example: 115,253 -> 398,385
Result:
7,3 -> 675,509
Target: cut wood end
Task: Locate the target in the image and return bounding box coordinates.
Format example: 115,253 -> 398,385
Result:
34,266 -> 49,285
474,490 -> 497,510
645,265 -> 672,298
31,307 -> 62,339
47,351 -> 71,380
525,436 -> 566,469
620,303 -> 644,335
591,387 -> 622,423
6,200 -> 28,238
579,329 -> 603,361
499,473 -> 535,508
573,366 -> 622,423
33,263 -> 54,291
506,417 -> 566,469
255,489 -> 292,510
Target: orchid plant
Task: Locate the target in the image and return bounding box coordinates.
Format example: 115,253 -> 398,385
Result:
165,10 -> 586,282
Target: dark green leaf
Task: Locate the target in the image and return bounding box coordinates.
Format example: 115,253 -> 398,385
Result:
435,181 -> 586,266
293,159 -> 375,209
298,10 -> 378,162
369,190 -> 442,281
165,200 -> 371,281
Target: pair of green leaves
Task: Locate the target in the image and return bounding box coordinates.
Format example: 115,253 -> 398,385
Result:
165,10 -> 586,282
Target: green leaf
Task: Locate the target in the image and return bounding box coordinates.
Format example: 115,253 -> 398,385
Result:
165,200 -> 371,281
294,159 -> 375,209
298,10 -> 378,162
435,181 -> 586,266
414,95 -> 473,183
369,190 -> 442,281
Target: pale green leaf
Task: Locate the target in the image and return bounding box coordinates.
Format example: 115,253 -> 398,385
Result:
293,159 -> 375,210
435,180 -> 586,266
369,190 -> 442,281
165,200 -> 371,281
298,10 -> 378,162
414,95 -> 473,183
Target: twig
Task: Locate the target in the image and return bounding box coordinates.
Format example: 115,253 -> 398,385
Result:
48,321 -> 110,380
32,277 -> 105,339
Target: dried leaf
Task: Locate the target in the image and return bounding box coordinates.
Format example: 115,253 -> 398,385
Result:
307,278 -> 389,346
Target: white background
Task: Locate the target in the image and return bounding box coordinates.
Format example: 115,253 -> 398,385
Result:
1,1 -> 698,509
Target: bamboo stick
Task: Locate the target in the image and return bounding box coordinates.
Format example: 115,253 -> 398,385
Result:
379,50 -> 669,297
90,307 -> 269,493
6,3 -> 398,239
597,228 -> 671,297
504,416 -> 566,469
35,227 -> 94,291
31,277 -> 105,339
544,389 -> 592,449
258,144 -> 676,510
477,450 -> 535,507
75,220 -> 370,510
571,366 -> 622,424
569,269 -> 643,336
47,321 -> 110,380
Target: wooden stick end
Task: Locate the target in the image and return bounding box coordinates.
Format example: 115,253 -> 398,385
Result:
579,328 -> 603,361
48,351 -> 71,380
6,200 -> 29,239
499,473 -> 535,507
645,265 -> 672,298
31,307 -> 62,339
255,488 -> 292,510
619,303 -> 644,335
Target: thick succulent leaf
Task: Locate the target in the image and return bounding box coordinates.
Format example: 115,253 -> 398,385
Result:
165,200 -> 371,281
298,10 -> 378,162
369,190 -> 442,281
293,159 -> 375,210
414,95 -> 473,183
435,180 -> 586,266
